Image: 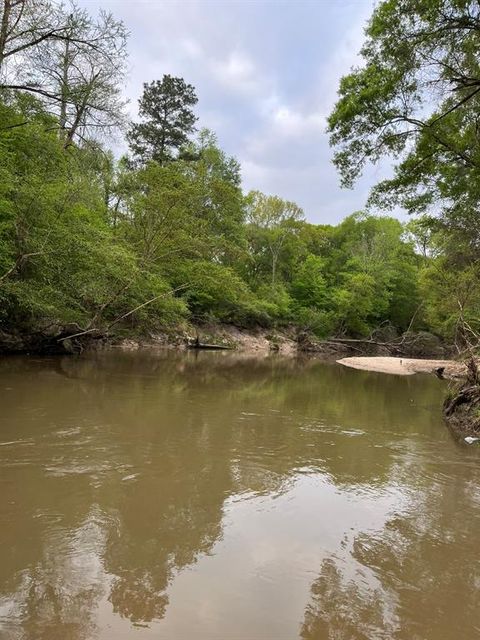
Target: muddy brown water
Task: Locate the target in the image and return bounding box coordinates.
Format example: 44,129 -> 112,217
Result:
0,351 -> 479,640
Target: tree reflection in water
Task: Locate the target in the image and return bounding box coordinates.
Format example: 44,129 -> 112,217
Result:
301,558 -> 395,640
1,510 -> 108,640
301,459 -> 480,640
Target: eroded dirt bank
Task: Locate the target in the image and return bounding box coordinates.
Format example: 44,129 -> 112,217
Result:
0,323 -> 452,359
0,323 -> 348,357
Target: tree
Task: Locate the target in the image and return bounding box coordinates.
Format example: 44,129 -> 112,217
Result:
328,0 -> 480,250
245,191 -> 304,287
0,97 -> 186,338
118,130 -> 245,270
329,214 -> 421,333
181,129 -> 246,265
291,254 -> 329,309
4,3 -> 128,145
119,160 -> 195,267
127,75 -> 198,165
0,0 -> 63,72
328,0 -> 480,345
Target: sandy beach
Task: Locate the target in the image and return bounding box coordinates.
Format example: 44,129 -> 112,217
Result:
337,356 -> 466,377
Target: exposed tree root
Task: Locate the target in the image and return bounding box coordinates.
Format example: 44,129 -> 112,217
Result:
443,358 -> 480,436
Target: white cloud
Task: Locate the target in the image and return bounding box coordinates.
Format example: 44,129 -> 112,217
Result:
213,51 -> 260,94
271,106 -> 325,136
179,37 -> 203,59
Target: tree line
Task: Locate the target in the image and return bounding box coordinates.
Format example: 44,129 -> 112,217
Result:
0,0 -> 477,348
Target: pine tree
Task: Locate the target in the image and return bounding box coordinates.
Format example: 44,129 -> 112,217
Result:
127,75 -> 198,165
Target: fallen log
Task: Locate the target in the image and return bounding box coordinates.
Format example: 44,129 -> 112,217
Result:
188,342 -> 233,350
188,336 -> 233,350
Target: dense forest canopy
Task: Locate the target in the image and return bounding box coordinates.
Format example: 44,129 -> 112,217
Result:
0,0 -> 478,349
329,0 -> 480,348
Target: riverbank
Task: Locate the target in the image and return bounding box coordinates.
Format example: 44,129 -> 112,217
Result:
443,359 -> 480,438
0,323 -> 327,356
0,322 -> 452,358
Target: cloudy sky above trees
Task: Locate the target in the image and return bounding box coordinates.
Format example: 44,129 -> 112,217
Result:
80,0 -> 379,224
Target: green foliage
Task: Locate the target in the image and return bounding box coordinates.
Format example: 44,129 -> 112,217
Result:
172,260 -> 273,326
332,272 -> 378,336
416,242 -> 480,342
291,255 -> 329,310
328,0 -> 480,345
255,283 -> 292,320
245,190 -> 304,287
128,75 -> 198,166
0,91 -> 431,344
0,0 -> 462,347
0,97 -> 186,333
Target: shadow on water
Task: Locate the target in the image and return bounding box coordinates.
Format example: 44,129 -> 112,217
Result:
0,350 -> 479,639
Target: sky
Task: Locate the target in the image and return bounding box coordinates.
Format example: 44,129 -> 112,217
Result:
79,0 -> 381,225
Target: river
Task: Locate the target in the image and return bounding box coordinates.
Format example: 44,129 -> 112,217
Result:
0,351 -> 479,639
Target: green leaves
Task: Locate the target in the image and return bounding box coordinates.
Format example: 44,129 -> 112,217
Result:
0,98 -> 187,334
328,0 -> 480,343
128,76 -> 198,166
291,255 -> 329,310
329,0 -> 480,217
0,45 -> 450,344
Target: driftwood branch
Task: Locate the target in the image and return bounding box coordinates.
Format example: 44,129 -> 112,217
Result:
0,251 -> 43,283
57,284 -> 190,342
107,284 -> 189,330
57,327 -> 98,342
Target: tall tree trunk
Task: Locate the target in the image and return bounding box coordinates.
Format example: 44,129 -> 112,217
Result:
159,105 -> 168,165
64,73 -> 98,147
0,0 -> 12,71
271,251 -> 277,287
59,37 -> 70,136
64,103 -> 84,147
